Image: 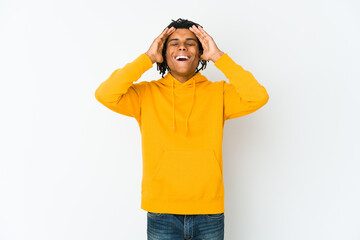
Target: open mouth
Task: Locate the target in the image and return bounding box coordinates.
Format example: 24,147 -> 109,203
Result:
174,55 -> 190,62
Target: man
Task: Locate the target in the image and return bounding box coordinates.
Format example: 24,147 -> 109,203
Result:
95,18 -> 269,240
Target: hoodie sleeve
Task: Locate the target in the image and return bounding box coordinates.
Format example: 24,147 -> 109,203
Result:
95,53 -> 153,122
214,53 -> 269,120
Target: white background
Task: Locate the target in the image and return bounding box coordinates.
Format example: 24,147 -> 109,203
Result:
1,0 -> 359,239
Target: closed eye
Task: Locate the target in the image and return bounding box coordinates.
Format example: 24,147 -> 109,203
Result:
170,43 -> 196,46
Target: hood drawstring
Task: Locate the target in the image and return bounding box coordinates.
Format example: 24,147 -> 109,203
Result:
172,79 -> 175,131
185,78 -> 196,135
171,77 -> 196,136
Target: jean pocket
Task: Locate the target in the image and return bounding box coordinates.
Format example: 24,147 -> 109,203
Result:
206,212 -> 224,219
147,211 -> 165,218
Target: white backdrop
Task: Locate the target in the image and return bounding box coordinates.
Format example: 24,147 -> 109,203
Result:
1,0 -> 359,239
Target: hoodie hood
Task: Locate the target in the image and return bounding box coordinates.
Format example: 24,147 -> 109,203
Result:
157,71 -> 208,136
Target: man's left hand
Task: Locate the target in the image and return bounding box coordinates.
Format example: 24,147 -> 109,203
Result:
189,25 -> 224,62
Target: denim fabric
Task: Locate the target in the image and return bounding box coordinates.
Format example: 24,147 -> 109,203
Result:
147,212 -> 224,240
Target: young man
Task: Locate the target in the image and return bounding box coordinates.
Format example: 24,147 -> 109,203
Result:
95,18 -> 269,240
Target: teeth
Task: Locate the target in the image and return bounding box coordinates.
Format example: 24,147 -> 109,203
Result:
176,56 -> 190,60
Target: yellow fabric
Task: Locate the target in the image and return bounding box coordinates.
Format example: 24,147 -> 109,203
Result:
95,53 -> 269,214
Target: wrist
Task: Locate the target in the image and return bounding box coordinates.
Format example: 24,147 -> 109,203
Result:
145,52 -> 155,64
211,51 -> 224,62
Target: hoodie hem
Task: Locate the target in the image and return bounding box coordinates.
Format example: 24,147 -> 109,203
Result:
141,194 -> 225,215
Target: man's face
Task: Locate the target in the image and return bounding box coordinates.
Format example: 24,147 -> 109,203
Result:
165,28 -> 201,79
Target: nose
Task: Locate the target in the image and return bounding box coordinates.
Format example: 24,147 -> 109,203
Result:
178,43 -> 187,51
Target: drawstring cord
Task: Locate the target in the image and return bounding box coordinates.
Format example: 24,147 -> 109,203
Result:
172,79 -> 175,131
185,78 -> 196,136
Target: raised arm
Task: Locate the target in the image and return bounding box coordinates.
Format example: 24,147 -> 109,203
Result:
190,25 -> 269,120
95,27 -> 176,122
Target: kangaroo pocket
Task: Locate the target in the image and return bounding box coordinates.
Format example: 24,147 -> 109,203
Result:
150,149 -> 223,200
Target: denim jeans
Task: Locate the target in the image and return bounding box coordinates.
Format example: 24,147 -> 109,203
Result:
147,211 -> 224,240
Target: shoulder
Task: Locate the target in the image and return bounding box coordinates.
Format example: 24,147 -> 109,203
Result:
131,80 -> 150,95
208,80 -> 226,88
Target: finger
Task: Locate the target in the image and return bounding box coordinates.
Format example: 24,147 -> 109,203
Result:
160,27 -> 175,41
159,27 -> 169,37
196,26 -> 212,42
197,26 -> 211,37
189,25 -> 202,36
166,26 -> 175,34
189,25 -> 199,37
190,26 -> 206,46
189,26 -> 202,40
155,28 -> 168,43
165,26 -> 176,37
193,26 -> 208,43
159,27 -> 174,39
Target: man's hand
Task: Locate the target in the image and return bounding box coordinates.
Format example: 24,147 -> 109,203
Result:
189,25 -> 224,62
145,27 -> 176,64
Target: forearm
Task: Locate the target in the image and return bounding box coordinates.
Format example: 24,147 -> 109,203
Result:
210,50 -> 225,63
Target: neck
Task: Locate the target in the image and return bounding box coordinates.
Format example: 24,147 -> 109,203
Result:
170,71 -> 196,83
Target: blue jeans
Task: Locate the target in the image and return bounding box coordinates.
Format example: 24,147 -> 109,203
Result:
147,212 -> 225,240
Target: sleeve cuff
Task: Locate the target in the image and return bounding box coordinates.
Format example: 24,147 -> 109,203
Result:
214,53 -> 247,74
139,53 -> 154,69
214,53 -> 234,68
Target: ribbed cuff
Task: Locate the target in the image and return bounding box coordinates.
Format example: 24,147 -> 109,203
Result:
139,53 -> 154,69
214,53 -> 245,73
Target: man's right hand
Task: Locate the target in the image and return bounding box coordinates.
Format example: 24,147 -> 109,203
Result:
145,26 -> 176,64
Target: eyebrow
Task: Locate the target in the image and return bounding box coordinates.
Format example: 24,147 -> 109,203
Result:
167,38 -> 197,43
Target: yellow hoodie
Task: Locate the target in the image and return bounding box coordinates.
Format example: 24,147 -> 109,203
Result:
95,53 -> 269,215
